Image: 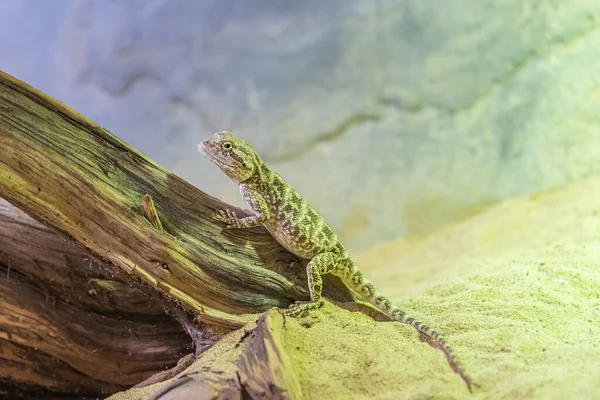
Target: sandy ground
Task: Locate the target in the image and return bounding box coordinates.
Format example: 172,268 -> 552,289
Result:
283,175 -> 600,399
112,175 -> 600,399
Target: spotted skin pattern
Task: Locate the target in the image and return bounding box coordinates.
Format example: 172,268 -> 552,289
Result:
198,131 -> 472,391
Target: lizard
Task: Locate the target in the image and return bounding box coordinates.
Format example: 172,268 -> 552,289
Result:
198,130 -> 472,391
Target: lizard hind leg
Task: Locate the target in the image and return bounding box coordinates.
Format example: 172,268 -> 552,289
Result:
283,252 -> 337,317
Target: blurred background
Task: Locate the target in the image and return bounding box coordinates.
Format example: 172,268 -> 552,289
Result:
2,0 -> 600,253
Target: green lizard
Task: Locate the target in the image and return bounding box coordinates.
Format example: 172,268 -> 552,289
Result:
198,130 -> 472,391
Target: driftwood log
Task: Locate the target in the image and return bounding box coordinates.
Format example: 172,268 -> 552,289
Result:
0,70 -> 359,398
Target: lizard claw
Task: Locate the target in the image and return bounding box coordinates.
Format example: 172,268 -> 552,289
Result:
216,209 -> 242,228
214,211 -> 226,222
283,300 -> 322,317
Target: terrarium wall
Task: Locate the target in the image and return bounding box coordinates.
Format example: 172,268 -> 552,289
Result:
2,0 -> 600,252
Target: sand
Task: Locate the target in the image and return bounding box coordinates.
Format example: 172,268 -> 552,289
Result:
283,175 -> 600,399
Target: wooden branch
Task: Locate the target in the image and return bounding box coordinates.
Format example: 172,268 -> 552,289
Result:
111,309 -> 304,400
0,69 -> 355,333
0,198 -> 194,397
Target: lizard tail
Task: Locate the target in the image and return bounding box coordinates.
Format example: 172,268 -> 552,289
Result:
345,265 -> 472,392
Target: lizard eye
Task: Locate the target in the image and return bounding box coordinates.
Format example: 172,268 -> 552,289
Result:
222,142 -> 232,150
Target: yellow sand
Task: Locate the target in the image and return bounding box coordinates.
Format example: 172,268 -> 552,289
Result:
283,175 -> 600,399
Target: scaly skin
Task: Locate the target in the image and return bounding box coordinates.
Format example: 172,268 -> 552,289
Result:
198,131 -> 472,391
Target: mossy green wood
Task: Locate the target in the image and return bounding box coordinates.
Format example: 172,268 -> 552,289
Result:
0,69 -> 341,330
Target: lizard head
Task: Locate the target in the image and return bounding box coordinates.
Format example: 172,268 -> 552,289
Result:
198,131 -> 259,183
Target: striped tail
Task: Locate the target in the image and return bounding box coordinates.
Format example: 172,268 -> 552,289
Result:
346,266 -> 472,392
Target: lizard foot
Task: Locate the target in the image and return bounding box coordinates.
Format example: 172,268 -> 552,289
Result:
283,300 -> 323,317
216,209 -> 243,228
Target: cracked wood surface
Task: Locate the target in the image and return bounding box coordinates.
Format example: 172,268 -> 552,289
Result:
111,309 -> 304,400
0,198 -> 192,398
0,69 -> 355,330
238,310 -> 304,400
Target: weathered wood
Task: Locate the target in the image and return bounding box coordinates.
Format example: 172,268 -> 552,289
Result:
0,198 -> 194,397
111,309 -> 304,400
238,310 -> 304,400
0,69 -> 355,332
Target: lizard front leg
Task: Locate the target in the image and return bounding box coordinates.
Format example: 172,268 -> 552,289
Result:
217,186 -> 271,228
217,209 -> 267,228
284,252 -> 337,316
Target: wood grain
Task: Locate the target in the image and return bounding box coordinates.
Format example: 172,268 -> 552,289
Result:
0,69 -> 315,330
0,198 -> 194,397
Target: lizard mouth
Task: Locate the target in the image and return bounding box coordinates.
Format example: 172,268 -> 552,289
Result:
198,141 -> 215,161
198,141 -> 223,167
